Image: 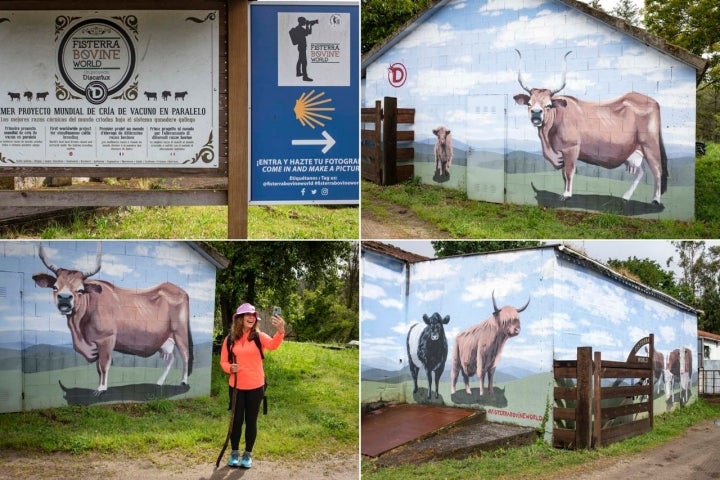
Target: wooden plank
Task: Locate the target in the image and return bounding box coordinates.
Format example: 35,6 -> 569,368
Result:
553,428 -> 576,448
397,131 -> 415,142
397,147 -> 415,161
554,366 -> 579,379
361,130 -> 379,141
361,145 -> 379,158
396,164 -> 414,183
600,366 -> 653,378
553,407 -> 576,421
0,189 -> 226,206
600,401 -> 651,421
599,418 -> 652,447
600,385 -> 652,399
554,386 -> 577,400
397,109 -> 415,124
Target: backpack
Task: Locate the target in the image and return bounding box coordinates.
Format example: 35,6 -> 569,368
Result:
226,334 -> 268,415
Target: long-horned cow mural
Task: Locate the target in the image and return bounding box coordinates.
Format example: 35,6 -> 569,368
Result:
513,50 -> 668,205
450,291 -> 528,399
32,244 -> 193,394
406,312 -> 450,400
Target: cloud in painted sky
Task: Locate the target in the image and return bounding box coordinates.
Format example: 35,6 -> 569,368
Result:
362,282 -> 386,300
462,271 -> 526,303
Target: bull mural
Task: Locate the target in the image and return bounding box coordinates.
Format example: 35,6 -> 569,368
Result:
406,312 -> 450,400
450,291 -> 528,398
31,244 -> 193,394
513,50 -> 668,205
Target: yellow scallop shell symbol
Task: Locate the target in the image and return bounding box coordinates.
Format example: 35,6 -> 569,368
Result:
293,90 -> 335,129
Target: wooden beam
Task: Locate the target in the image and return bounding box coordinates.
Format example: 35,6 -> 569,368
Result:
227,0 -> 248,238
0,190 -> 227,206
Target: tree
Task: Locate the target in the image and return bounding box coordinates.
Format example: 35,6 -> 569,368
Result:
361,0 -> 433,54
587,0 -> 604,11
210,241 -> 357,342
611,0 -> 641,26
607,256 -> 679,297
668,241 -> 720,333
431,241 -> 542,258
644,0 -> 720,88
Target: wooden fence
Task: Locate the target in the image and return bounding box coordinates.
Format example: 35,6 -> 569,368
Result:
553,335 -> 654,449
361,97 -> 415,186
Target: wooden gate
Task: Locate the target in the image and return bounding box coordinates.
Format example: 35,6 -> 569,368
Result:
361,97 -> 415,186
553,335 -> 654,449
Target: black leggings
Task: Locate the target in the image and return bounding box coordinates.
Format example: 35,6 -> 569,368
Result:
228,386 -> 264,452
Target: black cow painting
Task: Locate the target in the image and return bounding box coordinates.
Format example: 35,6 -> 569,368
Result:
406,312 -> 450,399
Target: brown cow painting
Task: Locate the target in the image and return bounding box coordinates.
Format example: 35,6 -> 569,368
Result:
32,244 -> 193,394
513,50 -> 668,205
664,347 -> 692,407
450,291 -> 528,398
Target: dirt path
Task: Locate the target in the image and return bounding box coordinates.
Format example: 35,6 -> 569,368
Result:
0,451 -> 358,480
563,418 -> 720,479
361,199 -> 450,239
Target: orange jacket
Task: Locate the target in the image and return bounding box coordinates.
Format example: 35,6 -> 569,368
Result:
220,331 -> 284,390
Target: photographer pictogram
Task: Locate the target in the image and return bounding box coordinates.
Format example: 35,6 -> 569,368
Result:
289,16 -> 318,82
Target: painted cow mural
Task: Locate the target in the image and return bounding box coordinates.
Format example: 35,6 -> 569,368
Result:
32,244 -> 193,394
432,126 -> 453,182
407,312 -> 450,399
513,50 -> 668,205
653,350 -> 665,395
665,348 -> 693,406
450,292 -> 528,397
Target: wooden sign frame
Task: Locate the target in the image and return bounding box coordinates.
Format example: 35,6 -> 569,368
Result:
0,0 -> 249,237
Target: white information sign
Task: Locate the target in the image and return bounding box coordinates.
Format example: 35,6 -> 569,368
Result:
0,11 -> 219,168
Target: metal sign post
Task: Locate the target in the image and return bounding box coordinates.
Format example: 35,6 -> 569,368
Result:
249,1 -> 359,204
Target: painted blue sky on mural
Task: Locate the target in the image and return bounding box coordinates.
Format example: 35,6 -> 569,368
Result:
361,248 -> 696,376
363,0 -> 696,152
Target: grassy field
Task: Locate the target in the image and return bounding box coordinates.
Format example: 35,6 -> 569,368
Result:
361,399 -> 720,480
0,204 -> 359,239
363,143 -> 720,239
0,342 -> 358,462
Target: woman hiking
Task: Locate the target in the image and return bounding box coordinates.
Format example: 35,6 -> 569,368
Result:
220,303 -> 285,468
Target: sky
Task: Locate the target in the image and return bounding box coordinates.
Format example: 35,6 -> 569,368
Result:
386,240 -> 720,280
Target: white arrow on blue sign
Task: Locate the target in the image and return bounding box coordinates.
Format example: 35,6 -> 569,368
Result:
292,130 -> 336,154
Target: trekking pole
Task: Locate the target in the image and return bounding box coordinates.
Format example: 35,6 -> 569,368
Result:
215,370 -> 238,469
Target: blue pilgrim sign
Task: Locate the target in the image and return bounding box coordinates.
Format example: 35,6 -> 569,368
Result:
249,1 -> 359,204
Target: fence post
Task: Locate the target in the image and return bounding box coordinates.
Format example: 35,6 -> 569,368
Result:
382,96 -> 398,186
648,333 -> 654,430
576,346 -> 593,449
592,350 -> 601,448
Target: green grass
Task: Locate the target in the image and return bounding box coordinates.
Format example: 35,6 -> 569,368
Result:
361,399 -> 720,480
0,342 -> 358,462
0,204 -> 358,239
362,142 -> 720,239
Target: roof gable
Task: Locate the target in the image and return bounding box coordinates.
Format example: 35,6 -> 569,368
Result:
362,0 -> 707,84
